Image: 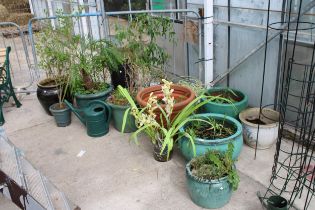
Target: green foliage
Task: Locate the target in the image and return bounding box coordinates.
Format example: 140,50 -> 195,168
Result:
186,117 -> 236,140
190,143 -> 240,191
37,10 -> 124,96
36,11 -> 73,106
209,88 -> 241,104
115,14 -> 176,91
178,77 -> 206,96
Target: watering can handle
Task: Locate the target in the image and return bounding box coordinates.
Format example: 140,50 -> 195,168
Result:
87,100 -> 112,124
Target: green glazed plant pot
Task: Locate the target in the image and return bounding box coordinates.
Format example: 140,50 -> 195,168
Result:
75,85 -> 113,109
49,103 -> 71,127
178,113 -> 243,161
267,196 -> 288,210
185,162 -> 233,209
202,87 -> 248,119
107,102 -> 137,133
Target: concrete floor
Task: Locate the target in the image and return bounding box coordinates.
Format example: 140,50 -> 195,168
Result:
0,94 -> 303,210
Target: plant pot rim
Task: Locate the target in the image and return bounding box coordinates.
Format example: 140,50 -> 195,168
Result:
75,84 -> 113,99
136,84 -> 195,109
107,100 -> 130,109
239,107 -> 279,128
179,113 -> 242,145
49,102 -> 70,112
205,87 -> 248,107
185,161 -> 229,184
37,78 -> 58,89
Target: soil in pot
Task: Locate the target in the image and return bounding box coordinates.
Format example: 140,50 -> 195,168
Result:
246,118 -> 266,125
206,89 -> 243,104
185,118 -> 237,140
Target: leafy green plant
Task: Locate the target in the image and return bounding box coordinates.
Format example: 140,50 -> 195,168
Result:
117,80 -> 230,159
36,12 -> 73,108
185,116 -> 236,140
190,143 -> 240,191
178,77 -> 206,96
115,14 -> 176,92
207,88 -> 242,104
70,38 -> 123,94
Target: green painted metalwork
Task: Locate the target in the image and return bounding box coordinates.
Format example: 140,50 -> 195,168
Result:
0,47 -> 22,125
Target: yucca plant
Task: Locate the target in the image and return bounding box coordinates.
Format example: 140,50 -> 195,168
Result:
118,80 -> 231,160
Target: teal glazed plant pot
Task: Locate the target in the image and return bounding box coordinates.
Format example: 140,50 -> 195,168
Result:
75,84 -> 113,109
49,103 -> 71,127
178,113 -> 243,161
108,102 -> 137,133
186,162 -> 233,209
202,87 -> 248,119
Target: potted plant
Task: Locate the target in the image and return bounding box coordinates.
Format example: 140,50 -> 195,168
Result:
239,107 -> 279,149
186,143 -> 240,209
178,113 -> 243,160
108,14 -> 176,133
35,13 -> 73,116
70,37 -> 123,108
202,87 -> 248,118
118,80 -> 225,162
107,89 -> 137,133
115,14 -> 176,88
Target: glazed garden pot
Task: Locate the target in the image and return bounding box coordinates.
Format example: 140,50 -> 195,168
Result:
37,78 -> 60,116
186,161 -> 233,209
239,108 -> 279,149
49,102 -> 71,127
178,113 -> 243,161
136,84 -> 195,123
202,87 -> 248,119
267,195 -> 288,210
75,84 -> 113,109
107,102 -> 137,133
37,78 -> 72,116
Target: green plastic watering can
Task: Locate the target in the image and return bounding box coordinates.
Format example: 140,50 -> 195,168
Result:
65,100 -> 111,137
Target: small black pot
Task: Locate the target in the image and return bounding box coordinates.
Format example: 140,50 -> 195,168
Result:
110,64 -> 129,88
153,143 -> 173,162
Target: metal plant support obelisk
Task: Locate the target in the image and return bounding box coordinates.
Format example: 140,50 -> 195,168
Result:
258,0 -> 315,209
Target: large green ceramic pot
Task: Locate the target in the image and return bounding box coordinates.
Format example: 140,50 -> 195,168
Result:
202,87 -> 248,119
186,161 -> 233,209
75,84 -> 113,109
178,113 -> 243,161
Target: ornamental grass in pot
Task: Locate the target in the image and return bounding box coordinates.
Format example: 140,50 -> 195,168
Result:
118,80 -> 227,162
179,113 -> 243,161
202,87 -> 248,118
186,143 -> 239,209
35,13 -> 73,116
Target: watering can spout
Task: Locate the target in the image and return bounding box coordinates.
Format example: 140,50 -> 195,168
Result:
64,100 -> 85,124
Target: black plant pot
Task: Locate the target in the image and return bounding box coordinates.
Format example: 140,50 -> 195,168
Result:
110,64 -> 129,88
153,143 -> 173,162
37,78 -> 72,116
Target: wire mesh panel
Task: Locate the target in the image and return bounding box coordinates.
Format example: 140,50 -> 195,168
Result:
258,0 -> 315,209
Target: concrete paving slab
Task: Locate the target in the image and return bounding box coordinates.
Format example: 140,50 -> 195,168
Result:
0,94 -> 274,210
